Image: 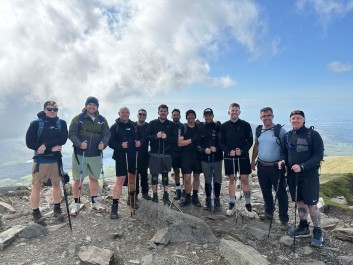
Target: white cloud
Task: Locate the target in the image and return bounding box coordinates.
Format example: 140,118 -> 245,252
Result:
0,0 -> 269,138
327,61 -> 353,72
296,0 -> 353,28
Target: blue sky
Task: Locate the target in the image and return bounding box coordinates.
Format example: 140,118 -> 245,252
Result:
0,0 -> 352,139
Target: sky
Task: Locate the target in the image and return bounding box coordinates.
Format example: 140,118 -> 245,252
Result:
0,0 -> 353,140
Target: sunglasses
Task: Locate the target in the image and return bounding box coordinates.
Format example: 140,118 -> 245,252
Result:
46,108 -> 58,112
138,113 -> 146,116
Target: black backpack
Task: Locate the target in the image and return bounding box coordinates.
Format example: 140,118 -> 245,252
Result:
255,124 -> 283,146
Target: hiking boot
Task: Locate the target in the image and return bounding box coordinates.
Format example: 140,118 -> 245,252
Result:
142,193 -> 152,200
179,194 -> 191,207
226,202 -> 236,216
91,202 -> 106,213
288,221 -> 311,238
110,203 -> 119,219
203,197 -> 212,211
214,197 -> 222,212
32,210 -> 47,226
280,221 -> 290,231
311,227 -> 323,247
152,193 -> 158,203
259,212 -> 273,221
245,203 -> 256,219
53,206 -> 63,217
174,189 -> 182,200
191,194 -> 202,207
163,192 -> 171,206
70,202 -> 80,217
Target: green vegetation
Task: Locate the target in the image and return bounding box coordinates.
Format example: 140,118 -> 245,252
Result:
320,173 -> 353,209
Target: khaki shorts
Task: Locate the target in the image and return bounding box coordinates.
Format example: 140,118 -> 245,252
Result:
72,154 -> 101,180
32,162 -> 61,185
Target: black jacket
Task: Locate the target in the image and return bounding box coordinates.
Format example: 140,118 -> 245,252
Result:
197,121 -> 223,162
26,111 -> 68,160
134,122 -> 149,156
219,119 -> 253,159
146,119 -> 177,155
284,126 -> 324,177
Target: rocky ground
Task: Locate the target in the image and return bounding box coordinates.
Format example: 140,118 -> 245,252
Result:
1,173 -> 353,265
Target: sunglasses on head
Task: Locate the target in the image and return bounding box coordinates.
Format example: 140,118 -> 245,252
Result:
138,113 -> 146,116
46,107 -> 58,112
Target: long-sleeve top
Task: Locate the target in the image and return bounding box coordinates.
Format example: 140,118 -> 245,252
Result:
197,121 -> 223,162
146,119 -> 177,155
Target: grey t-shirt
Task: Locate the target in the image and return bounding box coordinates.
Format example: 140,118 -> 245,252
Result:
255,126 -> 286,162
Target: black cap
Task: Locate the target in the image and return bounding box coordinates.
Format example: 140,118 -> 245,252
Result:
203,108 -> 213,115
290,110 -> 305,118
185,109 -> 196,119
44,101 -> 57,108
85,96 -> 99,107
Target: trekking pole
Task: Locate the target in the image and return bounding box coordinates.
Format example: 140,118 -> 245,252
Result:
232,157 -> 238,223
125,146 -> 133,217
61,174 -> 72,232
78,148 -> 86,207
237,157 -> 243,214
268,162 -> 283,238
211,152 -> 216,214
133,149 -> 138,215
293,172 -> 299,253
100,149 -> 106,212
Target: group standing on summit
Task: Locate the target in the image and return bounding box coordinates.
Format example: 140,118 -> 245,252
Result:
25,97 -> 324,248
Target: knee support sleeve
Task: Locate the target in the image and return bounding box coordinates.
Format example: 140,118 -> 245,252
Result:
162,172 -> 169,186
151,175 -> 158,185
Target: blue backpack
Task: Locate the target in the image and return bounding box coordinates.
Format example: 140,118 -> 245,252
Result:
31,119 -> 62,142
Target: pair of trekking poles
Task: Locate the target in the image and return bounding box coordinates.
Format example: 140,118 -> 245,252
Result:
125,147 -> 138,217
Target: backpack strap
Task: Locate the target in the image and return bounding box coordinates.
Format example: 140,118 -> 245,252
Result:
255,125 -> 262,139
36,119 -> 45,141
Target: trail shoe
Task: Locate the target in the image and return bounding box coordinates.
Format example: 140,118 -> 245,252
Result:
191,194 -> 202,207
311,227 -> 324,247
70,202 -> 80,217
226,202 -> 236,216
110,204 -> 119,219
142,193 -> 152,200
288,221 -> 311,238
163,192 -> 171,206
53,206 -> 65,222
174,189 -> 182,200
32,210 -> 47,226
179,194 -> 191,207
244,203 -> 256,219
280,221 -> 290,231
91,202 -> 106,213
152,193 -> 159,203
203,197 -> 212,211
214,197 -> 222,212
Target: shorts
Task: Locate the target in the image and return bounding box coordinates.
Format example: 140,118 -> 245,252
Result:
224,157 -> 251,176
115,153 -> 137,176
287,173 -> 319,205
182,152 -> 202,174
32,162 -> 61,185
72,154 -> 101,180
149,153 -> 172,175
172,154 -> 182,168
201,160 -> 222,184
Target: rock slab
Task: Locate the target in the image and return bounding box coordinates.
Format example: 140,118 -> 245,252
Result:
219,238 -> 269,265
0,225 -> 25,251
78,245 -> 114,265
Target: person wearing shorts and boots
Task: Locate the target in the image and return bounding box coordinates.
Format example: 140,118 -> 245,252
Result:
171,108 -> 183,200
220,103 -> 255,218
251,107 -> 289,229
279,110 -> 324,247
178,109 -> 202,207
26,100 -> 68,224
69,96 -> 110,216
197,108 -> 223,211
146,104 -> 177,205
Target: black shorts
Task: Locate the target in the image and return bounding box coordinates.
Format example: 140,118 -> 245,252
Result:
287,173 -> 319,205
149,153 -> 172,175
181,152 -> 202,174
224,157 -> 251,175
115,153 -> 136,176
172,154 -> 182,168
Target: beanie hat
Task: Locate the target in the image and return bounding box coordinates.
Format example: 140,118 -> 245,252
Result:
85,96 -> 99,107
290,110 -> 305,118
185,109 -> 196,119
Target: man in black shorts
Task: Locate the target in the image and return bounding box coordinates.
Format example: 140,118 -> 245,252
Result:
171,108 -> 183,200
220,103 -> 255,218
177,110 -> 202,207
146,104 -> 177,205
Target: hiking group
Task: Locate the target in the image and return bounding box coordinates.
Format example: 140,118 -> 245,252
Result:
25,97 -> 324,248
